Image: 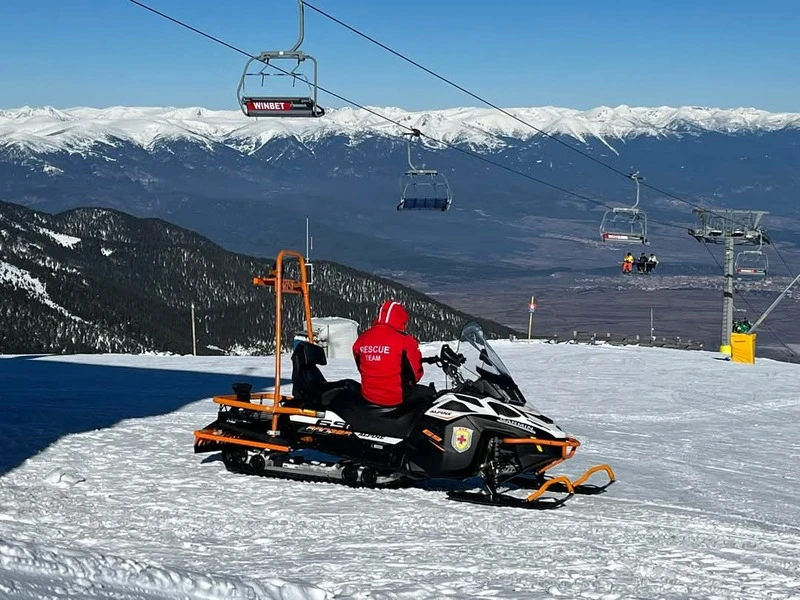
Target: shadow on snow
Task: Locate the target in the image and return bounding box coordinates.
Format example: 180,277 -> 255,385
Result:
0,355 -> 286,476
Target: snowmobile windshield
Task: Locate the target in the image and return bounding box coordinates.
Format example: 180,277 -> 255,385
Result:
456,322 -> 527,406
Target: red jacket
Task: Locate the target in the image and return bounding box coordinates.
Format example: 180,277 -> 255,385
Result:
352,301 -> 423,406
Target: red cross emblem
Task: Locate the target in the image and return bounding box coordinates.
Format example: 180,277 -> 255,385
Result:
451,427 -> 473,453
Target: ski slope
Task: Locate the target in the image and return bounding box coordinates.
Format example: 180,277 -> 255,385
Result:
0,341 -> 799,599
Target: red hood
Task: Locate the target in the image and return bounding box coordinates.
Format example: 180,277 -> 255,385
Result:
375,300 -> 409,332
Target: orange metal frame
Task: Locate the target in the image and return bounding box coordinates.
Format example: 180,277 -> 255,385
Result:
248,249 -> 315,434
193,250 -> 316,448
194,430 -> 290,452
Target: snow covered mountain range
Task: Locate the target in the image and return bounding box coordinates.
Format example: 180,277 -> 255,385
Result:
3,104 -> 800,154
2,104 -> 799,281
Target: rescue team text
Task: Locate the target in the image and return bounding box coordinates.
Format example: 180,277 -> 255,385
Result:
358,345 -> 391,354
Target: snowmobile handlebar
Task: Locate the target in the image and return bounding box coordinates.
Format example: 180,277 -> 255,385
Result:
422,344 -> 466,368
422,344 -> 468,385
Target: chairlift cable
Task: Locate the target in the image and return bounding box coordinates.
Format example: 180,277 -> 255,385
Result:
303,1 -> 797,246
124,0 -> 794,351
123,0 -> 679,232
121,1 -> 738,244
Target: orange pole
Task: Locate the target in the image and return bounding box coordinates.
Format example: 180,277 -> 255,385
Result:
251,250 -> 315,435
272,252 -> 285,433
265,249 -> 315,434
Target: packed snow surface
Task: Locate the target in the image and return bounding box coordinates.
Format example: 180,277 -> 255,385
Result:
1,341 -> 799,599
1,104 -> 799,154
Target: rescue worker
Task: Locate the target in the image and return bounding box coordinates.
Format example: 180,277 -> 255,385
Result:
352,300 -> 433,407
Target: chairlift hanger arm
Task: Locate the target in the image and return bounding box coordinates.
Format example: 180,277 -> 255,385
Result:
235,0 -> 325,118
628,171 -> 643,210
404,128 -> 426,173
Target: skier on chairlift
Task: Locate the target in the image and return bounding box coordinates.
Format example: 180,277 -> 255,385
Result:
646,253 -> 659,274
622,252 -> 634,274
637,253 -> 648,274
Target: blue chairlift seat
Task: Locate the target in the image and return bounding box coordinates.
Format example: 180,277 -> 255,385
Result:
398,171 -> 452,212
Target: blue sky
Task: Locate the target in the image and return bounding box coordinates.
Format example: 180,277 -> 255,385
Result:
1,0 -> 798,112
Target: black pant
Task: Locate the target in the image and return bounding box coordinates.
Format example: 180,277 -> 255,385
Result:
403,383 -> 436,406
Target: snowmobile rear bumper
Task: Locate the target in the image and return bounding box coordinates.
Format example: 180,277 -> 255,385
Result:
193,427 -> 291,454
193,394 -> 327,454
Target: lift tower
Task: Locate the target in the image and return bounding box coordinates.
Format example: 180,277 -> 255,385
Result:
688,208 -> 770,355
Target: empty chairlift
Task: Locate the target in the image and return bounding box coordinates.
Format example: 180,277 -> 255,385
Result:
237,0 -> 325,118
735,237 -> 769,277
600,172 -> 648,244
397,129 -> 452,212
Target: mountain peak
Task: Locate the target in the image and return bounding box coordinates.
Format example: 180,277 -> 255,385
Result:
2,104 -> 799,154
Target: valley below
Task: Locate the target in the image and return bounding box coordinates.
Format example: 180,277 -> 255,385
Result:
409,271 -> 800,362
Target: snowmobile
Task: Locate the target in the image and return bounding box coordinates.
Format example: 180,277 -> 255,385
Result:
193,250 -> 615,509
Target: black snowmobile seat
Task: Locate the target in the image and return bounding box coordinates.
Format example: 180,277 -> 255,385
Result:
291,341 -> 328,401
290,341 -> 352,409
328,390 -> 431,439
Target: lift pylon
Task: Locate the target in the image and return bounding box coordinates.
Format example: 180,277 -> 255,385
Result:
688,208 -> 770,355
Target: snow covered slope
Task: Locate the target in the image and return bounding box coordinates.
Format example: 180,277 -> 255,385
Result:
1,342 -> 798,599
2,104 -> 800,154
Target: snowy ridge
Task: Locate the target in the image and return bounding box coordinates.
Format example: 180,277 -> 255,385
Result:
1,104 -> 799,154
32,226 -> 80,249
0,261 -> 83,321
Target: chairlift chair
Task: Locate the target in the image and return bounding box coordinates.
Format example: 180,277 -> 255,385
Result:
237,0 -> 325,118
397,129 -> 452,212
600,172 -> 648,244
734,231 -> 769,276
735,246 -> 769,277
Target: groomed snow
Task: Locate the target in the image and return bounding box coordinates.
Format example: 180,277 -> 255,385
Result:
1,104 -> 799,154
0,341 -> 798,599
